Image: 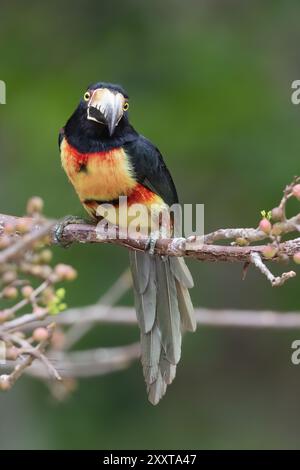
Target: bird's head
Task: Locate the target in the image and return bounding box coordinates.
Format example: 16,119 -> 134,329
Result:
77,82 -> 129,137
64,82 -> 137,152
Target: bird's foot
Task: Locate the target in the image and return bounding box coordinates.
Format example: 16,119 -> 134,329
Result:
146,234 -> 159,255
54,215 -> 88,248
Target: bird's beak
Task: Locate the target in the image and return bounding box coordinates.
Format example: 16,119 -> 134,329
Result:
87,88 -> 125,136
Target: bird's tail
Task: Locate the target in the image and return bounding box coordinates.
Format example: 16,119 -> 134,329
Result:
129,251 -> 196,405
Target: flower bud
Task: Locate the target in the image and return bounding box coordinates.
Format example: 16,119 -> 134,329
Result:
16,219 -> 31,234
271,207 -> 283,221
33,327 -> 49,342
54,264 -> 77,281
21,285 -> 34,298
2,271 -> 17,284
6,347 -> 19,361
236,237 -> 248,246
0,375 -> 11,391
293,252 -> 300,264
292,184 -> 300,200
0,235 -> 11,249
259,218 -> 272,234
26,197 -> 44,215
4,223 -> 16,235
31,265 -> 43,277
40,266 -> 52,279
262,245 -> 278,259
39,249 -> 52,263
0,310 -> 12,324
3,286 -> 18,299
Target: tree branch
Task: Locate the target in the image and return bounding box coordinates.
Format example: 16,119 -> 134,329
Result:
4,304 -> 300,332
1,180 -> 300,393
0,214 -> 300,264
3,305 -> 300,386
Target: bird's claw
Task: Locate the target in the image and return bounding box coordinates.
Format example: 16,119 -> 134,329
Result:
54,215 -> 87,248
147,235 -> 159,255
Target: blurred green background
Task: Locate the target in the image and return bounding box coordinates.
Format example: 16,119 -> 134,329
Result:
1,0 -> 300,450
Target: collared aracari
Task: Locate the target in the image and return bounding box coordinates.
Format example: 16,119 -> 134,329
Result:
59,82 -> 196,405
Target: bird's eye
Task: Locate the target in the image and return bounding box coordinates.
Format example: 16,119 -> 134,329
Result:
84,91 -> 91,101
123,102 -> 129,111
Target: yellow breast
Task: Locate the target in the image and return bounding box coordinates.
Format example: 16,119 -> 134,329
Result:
60,138 -> 136,203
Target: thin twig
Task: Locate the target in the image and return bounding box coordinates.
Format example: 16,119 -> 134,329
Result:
5,305 -> 300,331
250,252 -> 296,286
2,342 -> 140,379
0,219 -> 54,265
0,324 -> 60,388
8,280 -> 50,316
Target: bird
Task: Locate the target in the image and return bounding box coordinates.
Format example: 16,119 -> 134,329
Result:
58,82 -> 196,405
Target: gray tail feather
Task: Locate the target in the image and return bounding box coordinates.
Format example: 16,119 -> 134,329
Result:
129,251 -> 196,405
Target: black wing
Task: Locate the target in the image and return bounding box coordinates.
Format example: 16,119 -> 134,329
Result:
124,135 -> 179,206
